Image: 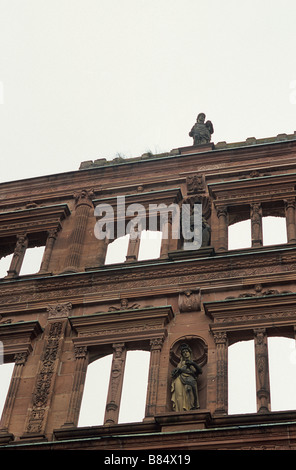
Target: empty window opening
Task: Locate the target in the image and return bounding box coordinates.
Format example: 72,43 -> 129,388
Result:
228,216 -> 287,250
268,336 -> 296,412
118,350 -> 150,423
138,230 -> 162,261
228,340 -> 257,415
78,354 -> 112,427
19,246 -> 45,275
105,234 -> 130,265
262,216 -> 287,246
0,253 -> 13,278
228,219 -> 251,250
0,362 -> 14,419
105,231 -> 162,265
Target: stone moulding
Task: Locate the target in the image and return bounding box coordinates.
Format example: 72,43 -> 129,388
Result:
204,292 -> 296,336
69,305 -> 174,348
0,320 -> 43,360
209,172 -> 296,206
0,204 -> 71,238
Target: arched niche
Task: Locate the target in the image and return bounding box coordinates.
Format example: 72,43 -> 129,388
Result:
169,336 -> 208,410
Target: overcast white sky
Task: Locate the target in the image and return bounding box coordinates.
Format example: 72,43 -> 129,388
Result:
1,1 -> 296,425
0,0 -> 296,184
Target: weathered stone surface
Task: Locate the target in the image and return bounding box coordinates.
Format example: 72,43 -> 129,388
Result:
1,132 -> 296,450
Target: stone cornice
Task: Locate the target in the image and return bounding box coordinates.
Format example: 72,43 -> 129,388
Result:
209,172 -> 296,206
204,292 -> 296,336
69,305 -> 174,349
0,320 -> 43,360
1,137 -> 296,208
0,204 -> 71,238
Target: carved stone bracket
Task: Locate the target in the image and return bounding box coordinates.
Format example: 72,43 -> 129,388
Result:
186,174 -> 205,195
178,289 -> 201,313
47,302 -> 72,319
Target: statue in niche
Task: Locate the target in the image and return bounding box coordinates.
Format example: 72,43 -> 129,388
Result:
171,343 -> 202,412
188,213 -> 211,248
201,217 -> 211,246
189,113 -> 214,145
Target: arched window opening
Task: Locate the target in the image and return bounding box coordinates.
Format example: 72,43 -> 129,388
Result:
0,254 -> 13,278
138,230 -> 162,261
19,246 -> 45,275
105,234 -> 130,265
118,350 -> 150,424
262,216 -> 287,246
228,340 -> 257,414
268,336 -> 296,412
0,362 -> 14,419
228,220 -> 251,250
78,354 -> 112,427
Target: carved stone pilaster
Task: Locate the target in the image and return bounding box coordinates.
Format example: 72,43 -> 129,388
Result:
285,198 -> 296,243
216,206 -> 228,252
145,337 -> 163,417
39,229 -> 58,274
250,203 -> 263,247
126,227 -> 141,262
63,189 -> 94,273
22,319 -> 68,439
213,332 -> 228,414
63,346 -> 88,428
0,352 -> 28,434
6,233 -> 28,278
104,343 -> 127,425
254,328 -> 271,413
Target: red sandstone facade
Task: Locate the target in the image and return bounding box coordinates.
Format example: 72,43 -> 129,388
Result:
1,132 -> 296,450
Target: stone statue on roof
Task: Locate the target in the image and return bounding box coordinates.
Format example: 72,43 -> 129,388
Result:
189,113 -> 214,145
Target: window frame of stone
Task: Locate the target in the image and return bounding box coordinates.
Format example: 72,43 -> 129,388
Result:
65,305 -> 174,427
205,292 -> 296,415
